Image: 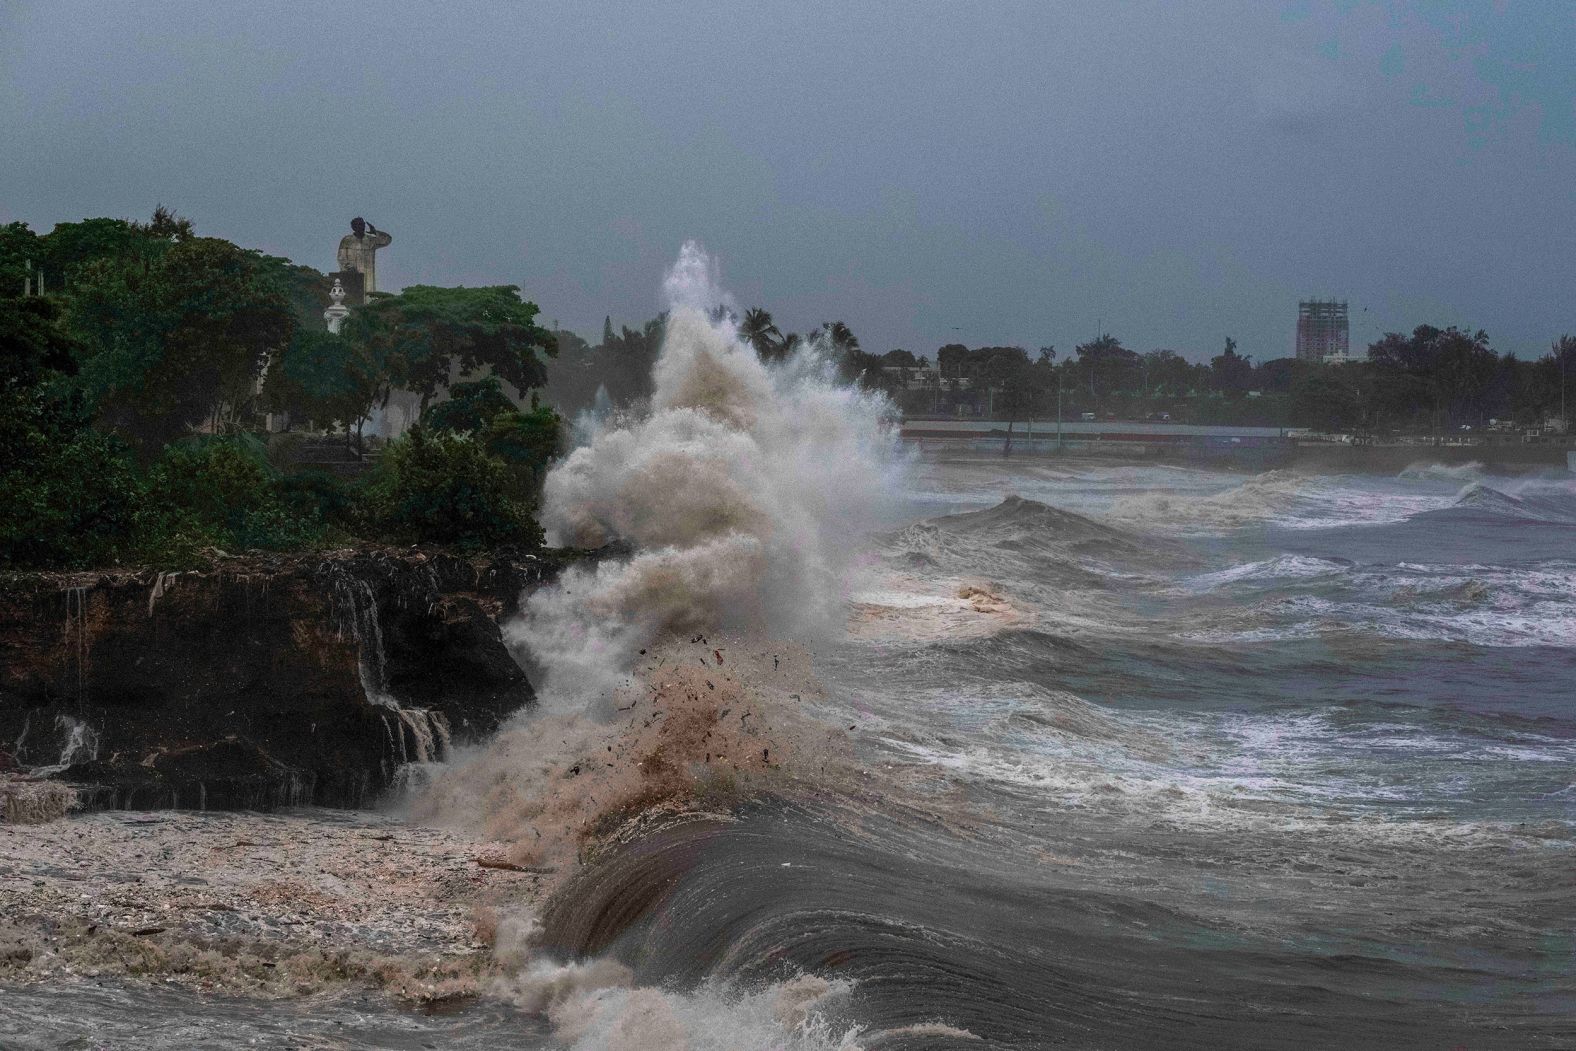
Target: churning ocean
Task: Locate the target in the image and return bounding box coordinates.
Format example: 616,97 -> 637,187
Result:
9,454 -> 1574,1050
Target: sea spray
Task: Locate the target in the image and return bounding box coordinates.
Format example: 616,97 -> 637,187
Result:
523,240 -> 903,709
413,243 -> 900,1048
438,243 -> 896,834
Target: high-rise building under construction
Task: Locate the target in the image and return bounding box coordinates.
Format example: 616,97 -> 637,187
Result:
1296,300 -> 1349,362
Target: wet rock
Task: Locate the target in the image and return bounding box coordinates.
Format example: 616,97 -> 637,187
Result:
0,548 -> 575,812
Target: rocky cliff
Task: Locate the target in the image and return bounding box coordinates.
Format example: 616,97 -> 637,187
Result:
0,549 -> 566,812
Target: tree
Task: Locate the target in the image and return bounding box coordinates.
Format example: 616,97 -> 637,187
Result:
262,328 -> 378,432
423,376 -> 518,434
1074,334 -> 1139,403
739,307 -> 783,361
1291,369 -> 1363,432
0,294 -> 78,390
482,401 -> 564,491
936,343 -> 970,378
981,349 -> 1037,445
0,292 -> 140,567
1552,335 -> 1575,425
840,349 -> 887,389
1367,325 -> 1497,430
1210,337 -> 1254,397
1141,349 -> 1192,398
345,284 -> 556,412
1254,357 -> 1300,394
0,221 -> 41,298
67,235 -> 296,451
0,394 -> 141,567
811,321 -> 878,386
422,377 -> 564,496
37,218 -> 160,286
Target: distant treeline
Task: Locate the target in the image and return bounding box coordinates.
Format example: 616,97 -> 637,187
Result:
560,303 -> 1573,435
1,209 -> 561,568
732,321 -> 1572,435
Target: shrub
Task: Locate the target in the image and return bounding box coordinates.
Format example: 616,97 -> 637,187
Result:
145,437 -> 277,535
276,469 -> 356,533
138,436 -> 329,557
482,403 -> 563,485
363,427 -> 541,548
0,393 -> 143,568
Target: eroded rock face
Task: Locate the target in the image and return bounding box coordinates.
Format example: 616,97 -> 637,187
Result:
0,549 -> 562,811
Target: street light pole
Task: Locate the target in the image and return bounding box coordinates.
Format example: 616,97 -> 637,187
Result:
1057,376 -> 1064,452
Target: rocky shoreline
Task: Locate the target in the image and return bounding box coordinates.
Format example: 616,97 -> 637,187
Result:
0,547 -> 578,815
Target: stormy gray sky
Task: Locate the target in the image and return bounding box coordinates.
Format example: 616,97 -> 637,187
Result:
2,1 -> 1571,363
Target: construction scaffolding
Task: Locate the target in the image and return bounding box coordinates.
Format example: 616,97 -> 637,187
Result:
1296,299 -> 1349,363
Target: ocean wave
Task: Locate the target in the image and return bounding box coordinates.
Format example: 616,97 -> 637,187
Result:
1182,554 -> 1354,591
847,579 -> 1035,643
879,495 -> 1176,595
1430,480 -> 1576,525
1397,460 -> 1487,482
872,688 -> 1576,843
1178,557 -> 1576,647
1104,470 -> 1446,535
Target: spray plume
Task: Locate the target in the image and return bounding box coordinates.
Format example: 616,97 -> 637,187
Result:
521,240 -> 902,709
414,242 -> 901,1048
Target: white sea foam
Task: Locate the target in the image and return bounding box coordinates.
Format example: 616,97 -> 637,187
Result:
490,911 -> 864,1051
1182,554 -> 1351,591
1179,562 -> 1576,648
873,692 -> 1576,846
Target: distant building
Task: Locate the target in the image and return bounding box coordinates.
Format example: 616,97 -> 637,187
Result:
881,364 -> 939,390
1296,299 -> 1349,363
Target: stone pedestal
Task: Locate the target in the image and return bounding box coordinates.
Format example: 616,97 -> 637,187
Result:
330,269 -> 366,306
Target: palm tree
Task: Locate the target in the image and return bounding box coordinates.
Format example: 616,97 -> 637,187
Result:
824,320 -> 860,353
739,307 -> 782,361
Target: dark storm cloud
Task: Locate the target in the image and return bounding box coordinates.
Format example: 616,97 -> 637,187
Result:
2,1 -> 1570,362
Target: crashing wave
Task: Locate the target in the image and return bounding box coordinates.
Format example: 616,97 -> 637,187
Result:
526,243 -> 902,707
1398,461 -> 1486,482
415,244 -> 921,1046
1429,481 -> 1576,525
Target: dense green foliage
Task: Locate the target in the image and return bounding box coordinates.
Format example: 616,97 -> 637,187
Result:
422,375 -> 519,434
4,206 -> 1568,569
345,284 -> 557,412
261,328 -> 377,431
68,236 -> 296,450
363,428 -> 542,548
0,210 -> 562,569
0,389 -> 142,568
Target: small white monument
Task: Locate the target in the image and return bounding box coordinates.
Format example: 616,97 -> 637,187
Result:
323,278 -> 350,334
